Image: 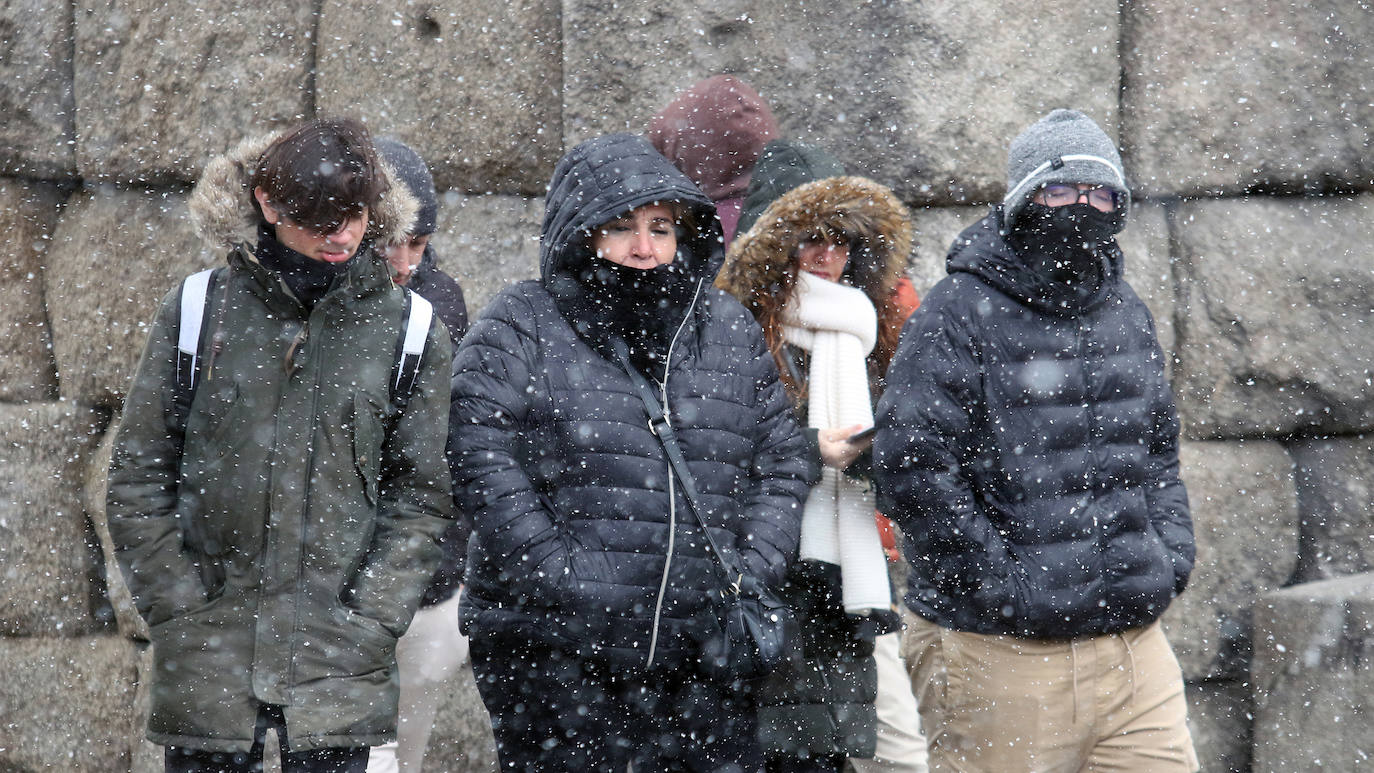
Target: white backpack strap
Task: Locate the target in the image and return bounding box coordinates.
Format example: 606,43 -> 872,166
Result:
177,269 -> 215,393
393,291 -> 433,402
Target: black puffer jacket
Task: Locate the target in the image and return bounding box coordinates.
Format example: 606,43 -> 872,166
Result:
449,133 -> 816,672
874,210 -> 1194,639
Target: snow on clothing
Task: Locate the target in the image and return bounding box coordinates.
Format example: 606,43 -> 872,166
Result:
105,132 -> 455,752
719,164 -> 914,762
406,243 -> 470,609
874,210 -> 1194,639
449,132 -> 816,674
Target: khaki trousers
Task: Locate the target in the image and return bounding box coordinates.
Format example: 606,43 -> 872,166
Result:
900,610 -> 1198,773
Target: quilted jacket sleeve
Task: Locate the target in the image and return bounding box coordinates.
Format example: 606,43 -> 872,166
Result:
874,300 -> 1022,606
734,306 -> 820,588
1140,314 -> 1195,597
447,289 -> 576,601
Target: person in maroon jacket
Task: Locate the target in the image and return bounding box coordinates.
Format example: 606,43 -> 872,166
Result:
649,74 -> 779,246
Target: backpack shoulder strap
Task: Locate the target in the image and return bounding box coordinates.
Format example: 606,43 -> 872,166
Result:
391,289 -> 434,407
175,268 -> 221,403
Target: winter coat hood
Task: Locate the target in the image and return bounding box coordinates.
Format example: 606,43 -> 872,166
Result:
720,172 -> 912,315
540,133 -> 722,284
648,75 -> 779,201
188,130 -> 419,251
947,209 -> 1123,317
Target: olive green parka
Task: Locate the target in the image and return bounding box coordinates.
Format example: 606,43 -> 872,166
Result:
106,132 -> 455,752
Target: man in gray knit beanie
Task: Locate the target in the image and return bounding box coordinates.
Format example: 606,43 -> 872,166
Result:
875,108 -> 1199,771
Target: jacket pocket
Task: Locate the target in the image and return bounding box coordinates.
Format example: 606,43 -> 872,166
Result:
352,392 -> 385,507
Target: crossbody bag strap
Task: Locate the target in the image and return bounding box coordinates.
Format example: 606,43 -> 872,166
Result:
609,337 -> 746,593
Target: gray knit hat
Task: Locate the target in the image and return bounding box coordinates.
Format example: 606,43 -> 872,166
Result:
375,137 -> 438,236
1003,109 -> 1130,228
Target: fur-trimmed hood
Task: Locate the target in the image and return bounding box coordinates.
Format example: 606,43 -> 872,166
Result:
717,175 -> 912,314
188,130 -> 418,251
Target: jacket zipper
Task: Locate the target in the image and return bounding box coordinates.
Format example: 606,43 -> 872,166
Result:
645,279 -> 704,669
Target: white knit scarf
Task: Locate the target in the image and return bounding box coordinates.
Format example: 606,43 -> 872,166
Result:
781,271 -> 891,615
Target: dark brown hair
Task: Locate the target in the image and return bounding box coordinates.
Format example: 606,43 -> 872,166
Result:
250,117 -> 388,233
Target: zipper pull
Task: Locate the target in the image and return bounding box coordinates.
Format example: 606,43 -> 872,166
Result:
284,320 -> 309,378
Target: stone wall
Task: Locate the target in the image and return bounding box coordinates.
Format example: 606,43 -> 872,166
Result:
1,1 -> 1370,771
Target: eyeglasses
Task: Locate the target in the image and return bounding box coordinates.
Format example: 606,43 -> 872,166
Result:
1039,184 -> 1117,211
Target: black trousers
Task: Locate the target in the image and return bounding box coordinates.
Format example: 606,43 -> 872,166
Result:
164,704 -> 368,773
471,636 -> 764,773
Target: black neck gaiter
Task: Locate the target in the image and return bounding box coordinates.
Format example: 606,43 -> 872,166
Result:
549,252 -> 699,376
255,223 -> 355,310
1010,203 -> 1123,286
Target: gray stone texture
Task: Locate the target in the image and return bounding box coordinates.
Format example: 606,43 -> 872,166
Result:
0,402 -> 104,637
317,0 -> 561,195
46,184 -> 214,407
427,662 -> 499,772
1172,195 -> 1374,440
1251,573 -> 1374,773
1185,679 -> 1253,773
1163,440 -> 1298,680
0,0 -> 76,178
1123,0 -> 1374,198
0,635 -> 139,771
1289,434 -> 1374,583
73,0 -> 312,184
0,178 -> 63,402
562,0 -> 1119,206
431,192 -> 543,319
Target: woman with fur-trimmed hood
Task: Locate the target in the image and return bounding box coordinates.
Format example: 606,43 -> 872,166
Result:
718,140 -> 921,772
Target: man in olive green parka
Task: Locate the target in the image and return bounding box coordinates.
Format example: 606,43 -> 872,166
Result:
106,118 -> 454,769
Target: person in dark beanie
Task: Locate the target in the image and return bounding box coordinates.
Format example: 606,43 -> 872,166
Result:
106,118 -> 455,772
649,74 -> 779,246
367,137 -> 469,773
874,109 -> 1199,771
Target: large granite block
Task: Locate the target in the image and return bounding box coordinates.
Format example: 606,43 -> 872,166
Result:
74,0 -> 312,184
1289,434 -> 1374,583
0,402 -> 105,636
0,635 -> 140,771
430,192 -> 543,320
0,178 -> 63,401
563,0 -> 1119,206
317,0 -> 561,195
46,184 -> 213,407
1123,0 -> 1374,197
1185,679 -> 1252,773
1172,195 -> 1374,439
1163,440 -> 1299,680
1252,574 -> 1374,773
0,0 -> 76,177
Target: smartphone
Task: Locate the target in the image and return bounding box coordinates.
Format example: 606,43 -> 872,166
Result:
846,425 -> 877,444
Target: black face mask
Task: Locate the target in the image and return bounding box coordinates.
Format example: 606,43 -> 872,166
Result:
1013,202 -> 1122,254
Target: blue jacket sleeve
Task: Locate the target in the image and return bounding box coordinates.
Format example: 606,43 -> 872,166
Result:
447,291 -> 575,602
874,303 -> 1022,604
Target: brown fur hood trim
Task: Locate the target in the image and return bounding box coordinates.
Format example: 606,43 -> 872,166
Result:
188,130 -> 418,250
717,175 -> 912,308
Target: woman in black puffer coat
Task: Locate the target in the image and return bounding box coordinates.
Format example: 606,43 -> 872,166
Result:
448,133 -> 817,772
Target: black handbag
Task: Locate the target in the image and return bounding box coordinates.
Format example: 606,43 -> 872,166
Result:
610,338 -> 800,682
